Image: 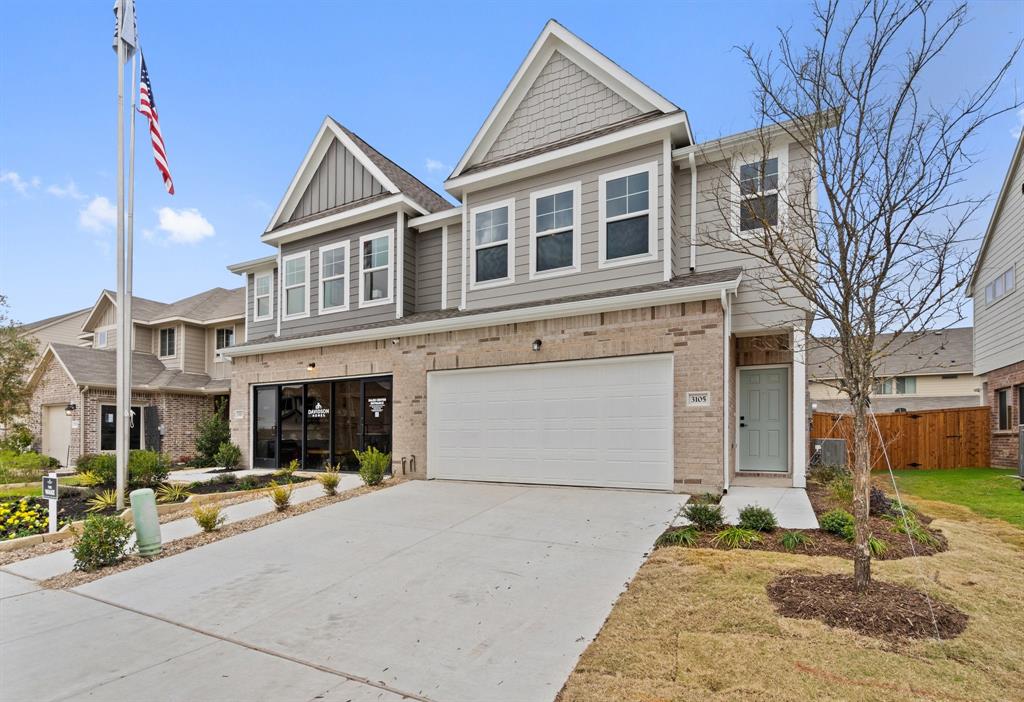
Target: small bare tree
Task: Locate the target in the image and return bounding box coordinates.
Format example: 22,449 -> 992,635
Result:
705,0 -> 1019,590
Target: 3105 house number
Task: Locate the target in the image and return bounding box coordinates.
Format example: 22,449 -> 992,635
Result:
686,391 -> 710,407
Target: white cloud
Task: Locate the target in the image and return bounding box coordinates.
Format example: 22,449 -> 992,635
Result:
47,180 -> 86,200
78,196 -> 117,232
0,170 -> 36,195
1012,107 -> 1024,140
155,207 -> 215,244
425,158 -> 447,175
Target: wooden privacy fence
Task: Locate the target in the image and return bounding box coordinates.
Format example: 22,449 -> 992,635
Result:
811,406 -> 990,470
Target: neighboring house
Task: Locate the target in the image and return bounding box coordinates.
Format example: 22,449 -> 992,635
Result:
967,131 -> 1024,469
809,327 -> 982,413
17,307 -> 92,350
24,287 -> 244,466
225,20 -> 818,493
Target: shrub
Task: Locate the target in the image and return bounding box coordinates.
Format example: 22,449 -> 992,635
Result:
0,497 -> 48,539
828,472 -> 853,504
886,512 -> 940,547
0,424 -> 34,453
275,459 -> 299,482
656,526 -> 699,548
869,486 -> 894,516
75,470 -> 104,487
737,505 -> 778,532
808,463 -> 848,484
83,453 -> 118,485
192,504 -> 225,533
682,502 -> 724,531
691,492 -> 721,505
318,468 -> 341,496
155,482 -> 191,503
87,489 -> 119,513
780,530 -> 813,551
128,450 -> 170,487
0,449 -> 57,483
712,526 -> 762,549
213,442 -> 242,469
868,534 -> 888,557
267,482 -> 292,511
194,401 -> 230,467
237,477 -> 260,491
215,472 -> 237,486
354,446 -> 389,486
76,453 -> 104,472
72,515 -> 134,571
819,508 -> 855,537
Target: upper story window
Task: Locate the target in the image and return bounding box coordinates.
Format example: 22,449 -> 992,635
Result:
253,272 -> 273,321
874,376 -> 917,395
282,252 -> 310,320
471,199 -> 515,287
530,183 -> 580,278
159,327 -> 176,358
319,242 -> 350,313
996,388 -> 1011,430
739,158 -> 779,232
95,329 -> 108,348
985,266 -> 1015,305
598,163 -> 657,267
359,230 -> 393,306
215,327 -> 234,353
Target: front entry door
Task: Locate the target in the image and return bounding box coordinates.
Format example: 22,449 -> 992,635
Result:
738,367 -> 789,472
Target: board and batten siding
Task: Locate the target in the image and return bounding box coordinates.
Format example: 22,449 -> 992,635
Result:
246,268 -> 278,341
445,224 -> 462,309
461,141 -> 665,309
973,147 -> 1024,375
415,228 -> 444,312
672,140 -> 814,333
403,225 -> 416,317
278,214 -> 397,337
182,324 -> 206,374
289,138 -> 386,222
133,325 -> 152,353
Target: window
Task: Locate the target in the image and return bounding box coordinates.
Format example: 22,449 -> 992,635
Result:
215,327 -> 234,357
599,163 -> 657,266
984,267 -> 1015,305
100,404 -> 141,451
282,252 -> 309,319
1018,386 -> 1024,428
997,388 -> 1011,430
319,242 -> 349,312
874,376 -> 917,395
734,148 -> 788,237
530,182 -> 580,278
471,200 -> 515,287
253,272 -> 272,321
96,329 -> 108,348
159,327 -> 176,358
359,230 -> 393,306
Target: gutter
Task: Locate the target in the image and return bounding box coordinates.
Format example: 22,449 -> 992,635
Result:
688,151 -> 697,271
226,276 -> 742,359
721,289 -> 732,492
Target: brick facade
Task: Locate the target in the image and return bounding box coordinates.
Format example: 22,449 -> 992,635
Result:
230,300 -> 733,491
26,355 -> 83,459
984,358 -> 1024,468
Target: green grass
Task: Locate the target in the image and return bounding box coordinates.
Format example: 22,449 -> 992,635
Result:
887,468 -> 1023,528
0,485 -> 41,498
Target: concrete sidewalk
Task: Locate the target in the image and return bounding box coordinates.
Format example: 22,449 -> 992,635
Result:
719,486 -> 819,529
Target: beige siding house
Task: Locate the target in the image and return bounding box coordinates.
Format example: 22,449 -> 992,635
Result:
25,287 -> 244,466
967,131 -> 1024,468
225,20 -> 817,493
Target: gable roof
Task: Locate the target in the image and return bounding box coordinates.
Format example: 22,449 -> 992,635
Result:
265,117 -> 450,236
18,307 -> 91,334
808,327 -> 975,381
449,19 -> 687,181
81,287 -> 243,332
967,129 -> 1024,296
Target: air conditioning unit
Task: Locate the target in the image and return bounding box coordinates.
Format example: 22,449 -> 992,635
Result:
811,438 -> 847,467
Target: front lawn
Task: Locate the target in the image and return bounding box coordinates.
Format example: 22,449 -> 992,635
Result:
559,492 -> 1024,701
886,468 -> 1022,528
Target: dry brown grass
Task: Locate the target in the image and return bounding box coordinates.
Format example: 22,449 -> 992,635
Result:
560,504 -> 1024,701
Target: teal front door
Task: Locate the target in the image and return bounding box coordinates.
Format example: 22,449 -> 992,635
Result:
738,367 -> 789,472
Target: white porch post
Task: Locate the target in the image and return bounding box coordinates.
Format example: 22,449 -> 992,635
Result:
792,325 -> 807,488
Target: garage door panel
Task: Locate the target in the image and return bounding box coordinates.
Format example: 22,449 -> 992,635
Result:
427,355 -> 674,491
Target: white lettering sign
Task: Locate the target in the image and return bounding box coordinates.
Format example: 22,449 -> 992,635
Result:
307,401 -> 330,419
686,391 -> 711,407
368,397 -> 387,418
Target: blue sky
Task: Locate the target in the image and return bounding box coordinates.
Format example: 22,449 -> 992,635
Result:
1,0 -> 1021,324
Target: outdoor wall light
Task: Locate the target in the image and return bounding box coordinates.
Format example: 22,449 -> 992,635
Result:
531,339 -> 542,352
391,338 -> 400,345
306,362 -> 316,372
64,403 -> 77,416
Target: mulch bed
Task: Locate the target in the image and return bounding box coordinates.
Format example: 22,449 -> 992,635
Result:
766,572 -> 968,641
40,479 -> 400,590
666,526 -> 939,560
185,473 -> 305,494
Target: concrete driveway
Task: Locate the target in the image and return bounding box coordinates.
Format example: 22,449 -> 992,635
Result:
1,481 -> 683,702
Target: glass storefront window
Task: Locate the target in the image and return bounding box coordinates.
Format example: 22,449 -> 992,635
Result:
279,385 -> 303,467
305,383 -> 331,469
253,387 -> 277,468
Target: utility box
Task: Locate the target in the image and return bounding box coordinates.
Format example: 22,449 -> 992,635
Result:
812,438 -> 848,467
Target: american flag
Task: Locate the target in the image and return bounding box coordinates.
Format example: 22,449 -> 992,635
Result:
139,54 -> 174,195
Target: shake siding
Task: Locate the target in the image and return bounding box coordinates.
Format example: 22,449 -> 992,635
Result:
279,214 -> 397,337
445,224 -> 462,309
463,141 -> 665,309
415,228 -> 443,312
973,149 -> 1024,375
247,269 -> 278,341
183,325 -> 206,374
290,139 -> 386,222
672,140 -> 813,333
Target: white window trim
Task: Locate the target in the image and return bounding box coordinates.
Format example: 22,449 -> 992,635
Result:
730,145 -> 789,240
158,327 -> 176,359
214,326 -> 235,361
529,181 -> 581,280
281,251 -> 311,321
95,326 -> 112,348
358,229 -> 395,308
469,197 -> 516,290
598,161 -> 659,269
985,265 -> 1015,306
318,241 -> 351,315
253,271 -> 274,322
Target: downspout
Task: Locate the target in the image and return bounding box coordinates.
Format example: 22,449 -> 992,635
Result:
721,290 -> 731,492
440,224 -> 448,309
460,191 -> 469,310
79,385 -> 89,462
396,211 -> 405,319
688,152 -> 697,271
663,137 -> 672,281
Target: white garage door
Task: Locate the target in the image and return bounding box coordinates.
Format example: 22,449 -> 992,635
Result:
427,355 -> 674,491
42,404 -> 71,466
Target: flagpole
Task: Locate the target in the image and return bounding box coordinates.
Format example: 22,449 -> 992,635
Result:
125,49 -> 137,468
115,36 -> 127,510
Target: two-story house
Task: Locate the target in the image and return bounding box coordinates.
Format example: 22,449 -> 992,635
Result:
226,20 -> 817,493
968,130 -> 1024,469
25,286 -> 244,465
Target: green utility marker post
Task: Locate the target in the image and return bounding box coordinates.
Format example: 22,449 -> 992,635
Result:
129,488 -> 162,557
